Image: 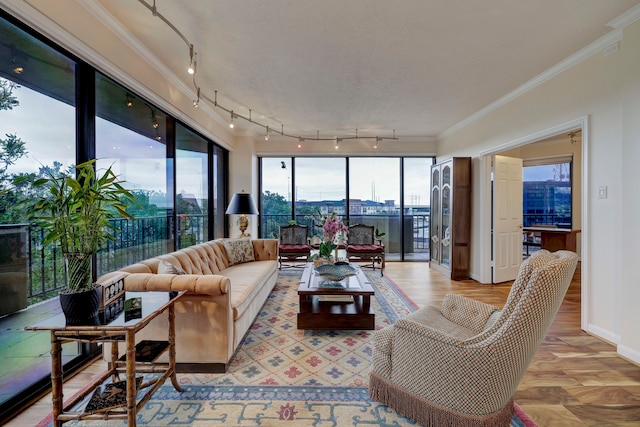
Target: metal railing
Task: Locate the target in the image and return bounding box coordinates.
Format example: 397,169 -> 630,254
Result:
523,214 -> 572,228
0,214 -> 207,306
260,213 -> 430,254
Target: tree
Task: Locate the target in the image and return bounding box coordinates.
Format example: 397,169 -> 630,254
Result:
262,191 -> 290,215
0,79 -> 28,223
0,79 -> 19,111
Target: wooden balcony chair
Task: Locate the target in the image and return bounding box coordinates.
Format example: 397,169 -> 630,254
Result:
369,249 -> 578,426
346,224 -> 385,275
278,224 -> 311,269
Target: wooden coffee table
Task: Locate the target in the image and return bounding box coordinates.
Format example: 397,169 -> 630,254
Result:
297,263 -> 375,330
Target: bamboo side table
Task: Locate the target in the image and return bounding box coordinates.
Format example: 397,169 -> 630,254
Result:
26,291 -> 184,427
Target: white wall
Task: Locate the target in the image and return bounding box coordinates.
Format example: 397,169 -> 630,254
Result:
437,19 -> 640,364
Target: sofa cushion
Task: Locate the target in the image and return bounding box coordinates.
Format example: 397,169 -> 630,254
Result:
158,259 -> 186,275
223,238 -> 256,265
221,260 -> 278,320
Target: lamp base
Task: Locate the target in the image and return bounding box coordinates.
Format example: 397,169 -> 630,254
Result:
237,214 -> 250,238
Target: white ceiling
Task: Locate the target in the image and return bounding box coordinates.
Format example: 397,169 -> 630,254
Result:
93,0 -> 640,142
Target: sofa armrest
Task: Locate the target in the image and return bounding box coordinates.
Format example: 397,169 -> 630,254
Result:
123,273 -> 229,296
440,293 -> 499,333
252,239 -> 279,261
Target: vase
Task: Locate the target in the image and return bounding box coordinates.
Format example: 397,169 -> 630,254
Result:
59,286 -> 102,326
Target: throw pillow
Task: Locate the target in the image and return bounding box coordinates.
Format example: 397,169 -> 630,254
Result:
158,259 -> 186,275
223,238 -> 255,265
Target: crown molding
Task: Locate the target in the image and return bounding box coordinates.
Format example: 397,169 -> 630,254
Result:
440,4 -> 640,141
607,3 -> 640,29
438,27 -> 623,140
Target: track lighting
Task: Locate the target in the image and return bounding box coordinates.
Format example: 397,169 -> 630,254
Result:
151,109 -> 159,128
139,0 -> 401,149
187,44 -> 196,75
193,87 -> 200,107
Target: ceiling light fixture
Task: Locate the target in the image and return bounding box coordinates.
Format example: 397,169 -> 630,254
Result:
265,126 -> 269,141
137,0 -> 400,148
187,44 -> 197,75
151,108 -> 159,128
126,93 -> 133,107
193,87 -> 200,107
568,131 -> 577,145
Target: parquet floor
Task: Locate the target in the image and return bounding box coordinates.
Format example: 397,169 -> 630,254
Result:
6,262 -> 640,426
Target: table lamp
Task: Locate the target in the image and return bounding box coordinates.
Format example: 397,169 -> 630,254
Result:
225,190 -> 259,237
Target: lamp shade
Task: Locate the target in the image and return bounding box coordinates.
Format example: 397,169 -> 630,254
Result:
225,192 -> 259,215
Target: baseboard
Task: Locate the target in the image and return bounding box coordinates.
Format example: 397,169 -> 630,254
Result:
617,344 -> 640,366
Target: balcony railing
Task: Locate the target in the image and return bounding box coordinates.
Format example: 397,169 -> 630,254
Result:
0,215 -> 207,307
260,213 -> 430,254
1,212 -> 430,310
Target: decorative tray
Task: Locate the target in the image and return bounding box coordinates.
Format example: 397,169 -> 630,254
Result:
315,264 -> 357,282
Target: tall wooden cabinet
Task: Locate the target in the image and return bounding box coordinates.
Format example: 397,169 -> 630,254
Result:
430,157 -> 471,280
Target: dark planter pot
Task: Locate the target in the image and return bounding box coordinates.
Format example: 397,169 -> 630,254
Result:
59,286 -> 102,326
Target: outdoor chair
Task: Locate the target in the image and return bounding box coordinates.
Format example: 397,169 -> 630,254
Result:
278,224 -> 311,269
346,224 -> 385,275
369,250 -> 578,426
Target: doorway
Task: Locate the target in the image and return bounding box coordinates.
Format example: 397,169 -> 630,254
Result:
479,116 -> 587,330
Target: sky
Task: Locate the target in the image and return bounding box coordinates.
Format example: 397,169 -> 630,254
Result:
261,157 -> 432,206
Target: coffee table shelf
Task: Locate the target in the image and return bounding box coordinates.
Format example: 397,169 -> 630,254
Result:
297,263 -> 375,330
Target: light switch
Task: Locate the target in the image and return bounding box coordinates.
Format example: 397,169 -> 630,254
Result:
598,186 -> 607,199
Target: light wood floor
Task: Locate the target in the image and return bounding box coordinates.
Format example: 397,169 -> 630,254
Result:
7,262 -> 640,427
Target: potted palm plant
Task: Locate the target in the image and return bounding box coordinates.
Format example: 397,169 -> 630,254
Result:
18,159 -> 136,325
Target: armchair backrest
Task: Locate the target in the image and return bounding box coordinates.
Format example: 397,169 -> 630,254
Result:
470,250 -> 578,398
279,224 -> 308,246
348,224 -> 375,245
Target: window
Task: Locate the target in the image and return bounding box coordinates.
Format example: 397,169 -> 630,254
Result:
95,72 -> 173,271
295,157 -> 347,236
523,156 -> 572,228
349,158 -> 400,258
176,124 -> 208,248
403,158 -> 432,260
260,157 -> 292,238
259,156 -> 434,260
0,13 -> 81,417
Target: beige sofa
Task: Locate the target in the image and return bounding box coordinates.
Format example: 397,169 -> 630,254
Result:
96,238 -> 279,373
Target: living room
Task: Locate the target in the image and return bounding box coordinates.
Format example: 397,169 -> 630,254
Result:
1,1 -> 640,426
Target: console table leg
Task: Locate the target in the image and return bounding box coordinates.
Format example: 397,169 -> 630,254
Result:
125,329 -> 137,427
168,303 -> 183,392
50,332 -> 63,427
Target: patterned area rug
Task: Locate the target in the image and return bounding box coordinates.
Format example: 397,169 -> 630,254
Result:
39,269 -> 536,426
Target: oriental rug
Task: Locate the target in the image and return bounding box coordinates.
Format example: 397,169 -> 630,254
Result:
39,270 -> 536,426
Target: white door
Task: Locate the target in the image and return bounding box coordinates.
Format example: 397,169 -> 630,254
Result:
492,155 -> 523,283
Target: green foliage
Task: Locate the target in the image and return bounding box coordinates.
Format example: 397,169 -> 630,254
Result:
262,190 -> 290,215
15,159 -> 138,292
0,79 -> 19,111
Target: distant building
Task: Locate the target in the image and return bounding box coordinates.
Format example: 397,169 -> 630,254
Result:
523,181 -> 571,228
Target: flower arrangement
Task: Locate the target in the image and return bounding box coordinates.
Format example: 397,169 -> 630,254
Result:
312,212 -> 348,261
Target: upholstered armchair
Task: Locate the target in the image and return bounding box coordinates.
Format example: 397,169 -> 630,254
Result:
369,250 -> 578,426
346,224 -> 385,275
278,224 -> 311,269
